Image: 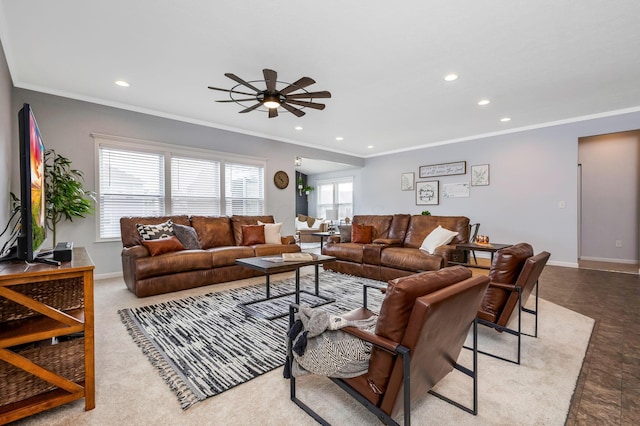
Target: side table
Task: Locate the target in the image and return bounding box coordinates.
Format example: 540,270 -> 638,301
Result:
311,231 -> 339,250
452,242 -> 513,269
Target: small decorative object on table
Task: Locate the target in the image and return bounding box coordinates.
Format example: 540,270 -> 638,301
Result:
476,235 -> 490,245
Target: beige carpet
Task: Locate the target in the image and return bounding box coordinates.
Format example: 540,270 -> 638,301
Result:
13,270 -> 594,425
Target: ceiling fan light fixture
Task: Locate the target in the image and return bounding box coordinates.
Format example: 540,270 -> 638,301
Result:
262,93 -> 281,109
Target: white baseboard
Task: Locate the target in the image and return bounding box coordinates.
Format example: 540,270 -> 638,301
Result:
95,271 -> 124,280
579,256 -> 639,265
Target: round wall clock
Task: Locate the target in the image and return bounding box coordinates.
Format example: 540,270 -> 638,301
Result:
273,170 -> 289,189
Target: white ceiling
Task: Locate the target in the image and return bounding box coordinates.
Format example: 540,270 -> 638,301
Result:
1,1 -> 640,158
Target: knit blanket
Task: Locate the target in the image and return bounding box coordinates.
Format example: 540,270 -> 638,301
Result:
286,304 -> 378,378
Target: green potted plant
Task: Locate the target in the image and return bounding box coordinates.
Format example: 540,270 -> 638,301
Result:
421,210 -> 431,216
44,149 -> 96,246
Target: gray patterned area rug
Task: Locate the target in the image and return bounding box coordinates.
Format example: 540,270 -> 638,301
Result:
118,271 -> 384,410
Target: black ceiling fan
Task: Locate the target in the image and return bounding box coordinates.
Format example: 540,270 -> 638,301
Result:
208,69 -> 331,118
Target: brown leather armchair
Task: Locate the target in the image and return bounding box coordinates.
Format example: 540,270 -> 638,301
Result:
286,266 -> 490,425
477,243 -> 551,364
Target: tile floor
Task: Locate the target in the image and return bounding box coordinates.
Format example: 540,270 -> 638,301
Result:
539,265 -> 639,425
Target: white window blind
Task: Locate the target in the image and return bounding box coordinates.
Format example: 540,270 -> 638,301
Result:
317,178 -> 353,220
171,156 -> 221,215
99,147 -> 165,239
225,162 -> 264,215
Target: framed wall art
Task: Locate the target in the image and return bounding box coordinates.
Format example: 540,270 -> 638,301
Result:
401,172 -> 414,191
419,161 -> 466,178
416,180 -> 439,205
442,182 -> 470,198
471,164 -> 490,186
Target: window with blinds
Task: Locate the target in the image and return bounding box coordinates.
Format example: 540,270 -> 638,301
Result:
171,156 -> 221,215
99,147 -> 165,239
316,178 -> 353,220
96,139 -> 265,240
225,162 -> 264,215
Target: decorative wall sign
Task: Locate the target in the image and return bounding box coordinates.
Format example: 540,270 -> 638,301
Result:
416,180 -> 439,205
471,164 -> 490,186
419,161 -> 466,178
401,172 -> 414,191
442,182 -> 470,198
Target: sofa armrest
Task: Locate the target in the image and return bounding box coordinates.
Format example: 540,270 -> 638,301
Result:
122,244 -> 150,260
121,245 -> 149,294
280,235 -> 297,245
433,244 -> 457,266
327,235 -> 341,244
372,238 -> 402,246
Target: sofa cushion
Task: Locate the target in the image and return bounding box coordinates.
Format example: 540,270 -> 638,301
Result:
380,247 -> 444,272
231,215 -> 275,246
142,236 -> 185,256
190,216 -> 235,249
419,225 -> 459,254
353,215 -> 393,240
258,221 -> 282,244
322,242 -> 364,263
352,224 -> 373,244
120,215 -> 191,247
241,225 -> 266,245
208,246 -> 255,267
488,243 -> 533,284
403,215 -> 470,248
173,224 -> 201,250
136,219 -> 175,241
136,250 -> 214,279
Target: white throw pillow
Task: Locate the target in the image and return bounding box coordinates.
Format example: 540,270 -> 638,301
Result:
258,221 -> 283,244
420,225 -> 459,254
295,218 -> 310,230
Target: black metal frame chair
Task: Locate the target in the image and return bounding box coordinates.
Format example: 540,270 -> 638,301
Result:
286,271 -> 490,425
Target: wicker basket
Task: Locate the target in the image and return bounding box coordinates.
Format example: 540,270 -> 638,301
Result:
0,337 -> 85,406
0,276 -> 84,322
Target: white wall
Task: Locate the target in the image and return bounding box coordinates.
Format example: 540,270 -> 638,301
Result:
0,40 -> 13,244
9,89 -> 362,275
314,112 -> 640,267
579,131 -> 639,263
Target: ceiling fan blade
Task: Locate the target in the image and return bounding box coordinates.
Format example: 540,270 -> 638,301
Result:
279,77 -> 316,95
268,108 -> 278,118
208,86 -> 257,97
286,90 -> 332,99
239,103 -> 263,113
285,99 -> 326,110
263,69 -> 277,92
280,102 -> 306,117
225,73 -> 261,93
215,98 -> 257,103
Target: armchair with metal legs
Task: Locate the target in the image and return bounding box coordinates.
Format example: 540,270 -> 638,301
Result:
475,243 -> 551,364
285,266 -> 490,425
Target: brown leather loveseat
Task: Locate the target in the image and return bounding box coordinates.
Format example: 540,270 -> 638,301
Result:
120,215 -> 300,297
322,214 -> 470,281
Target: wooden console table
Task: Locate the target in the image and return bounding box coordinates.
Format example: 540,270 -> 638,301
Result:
0,247 -> 95,424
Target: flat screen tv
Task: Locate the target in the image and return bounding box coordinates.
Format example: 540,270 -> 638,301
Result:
16,103 -> 49,263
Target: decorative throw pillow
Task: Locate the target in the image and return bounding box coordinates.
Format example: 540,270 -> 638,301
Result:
419,225 -> 459,254
351,223 -> 373,244
295,218 -> 311,230
173,224 -> 201,250
306,216 -> 317,228
241,224 -> 266,245
258,221 -> 282,244
136,219 -> 174,241
339,225 -> 352,242
142,236 -> 185,256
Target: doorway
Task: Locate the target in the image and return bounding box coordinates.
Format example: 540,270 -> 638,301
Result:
577,130 -> 640,274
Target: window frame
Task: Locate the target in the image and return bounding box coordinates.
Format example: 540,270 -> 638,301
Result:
93,133 -> 266,242
315,176 -> 354,221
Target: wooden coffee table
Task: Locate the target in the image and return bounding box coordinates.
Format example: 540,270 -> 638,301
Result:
452,242 -> 513,269
235,254 -> 336,319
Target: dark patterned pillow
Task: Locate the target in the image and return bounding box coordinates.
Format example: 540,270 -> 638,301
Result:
338,225 -> 352,242
136,219 -> 174,241
173,224 -> 201,250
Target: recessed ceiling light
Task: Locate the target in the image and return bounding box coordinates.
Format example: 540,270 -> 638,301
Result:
500,117 -> 511,122
444,74 -> 458,82
478,99 -> 490,106
367,145 -> 374,149
115,80 -> 130,87
336,136 -> 344,141
295,126 -> 303,130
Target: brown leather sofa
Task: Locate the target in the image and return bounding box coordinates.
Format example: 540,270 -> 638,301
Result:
322,214 -> 470,281
120,215 -> 301,297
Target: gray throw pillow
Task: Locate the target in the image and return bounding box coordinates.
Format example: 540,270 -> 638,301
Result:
339,225 -> 352,243
173,224 -> 201,250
